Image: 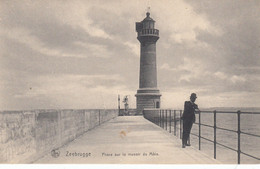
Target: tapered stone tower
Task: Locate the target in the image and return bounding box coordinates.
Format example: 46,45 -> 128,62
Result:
135,12 -> 161,114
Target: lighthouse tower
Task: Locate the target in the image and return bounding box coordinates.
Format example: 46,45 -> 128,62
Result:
135,12 -> 161,114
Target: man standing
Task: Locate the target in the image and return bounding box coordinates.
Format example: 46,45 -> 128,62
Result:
182,93 -> 199,148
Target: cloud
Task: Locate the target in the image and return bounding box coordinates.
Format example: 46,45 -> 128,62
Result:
230,75 -> 246,84
0,0 -> 117,60
1,27 -> 87,58
160,63 -> 177,71
123,42 -> 139,57
214,72 -> 227,80
74,41 -> 113,58
158,1 -> 260,105
150,0 -> 222,45
13,74 -> 123,98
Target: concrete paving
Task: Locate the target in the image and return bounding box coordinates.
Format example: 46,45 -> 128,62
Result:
34,116 -> 220,164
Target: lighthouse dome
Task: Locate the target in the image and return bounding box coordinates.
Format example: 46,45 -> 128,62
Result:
142,12 -> 155,22
142,12 -> 155,29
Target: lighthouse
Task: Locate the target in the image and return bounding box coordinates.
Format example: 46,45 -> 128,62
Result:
135,12 -> 161,114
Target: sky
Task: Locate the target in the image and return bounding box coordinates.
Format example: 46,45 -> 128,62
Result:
0,0 -> 259,110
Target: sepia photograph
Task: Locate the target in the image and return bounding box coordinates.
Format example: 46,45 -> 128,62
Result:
0,0 -> 259,167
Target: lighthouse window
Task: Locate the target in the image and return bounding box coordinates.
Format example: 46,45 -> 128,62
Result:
149,22 -> 154,29
143,22 -> 149,29
156,101 -> 160,108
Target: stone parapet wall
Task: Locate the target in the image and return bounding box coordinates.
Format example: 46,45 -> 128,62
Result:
0,109 -> 118,163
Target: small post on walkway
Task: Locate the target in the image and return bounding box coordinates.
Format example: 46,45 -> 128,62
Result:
237,110 -> 241,164
169,110 -> 171,133
180,110 -> 182,139
214,110 -> 217,159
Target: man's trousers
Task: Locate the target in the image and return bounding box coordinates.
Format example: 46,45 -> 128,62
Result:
182,119 -> 193,145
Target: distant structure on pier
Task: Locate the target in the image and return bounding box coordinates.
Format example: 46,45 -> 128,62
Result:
135,11 -> 161,114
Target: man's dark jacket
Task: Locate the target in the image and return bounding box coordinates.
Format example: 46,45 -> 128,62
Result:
182,101 -> 198,122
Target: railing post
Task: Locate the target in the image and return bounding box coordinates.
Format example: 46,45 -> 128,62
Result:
237,110 -> 241,164
199,110 -> 201,150
174,110 -> 176,136
156,112 -> 158,126
169,110 -> 171,133
162,110 -> 164,129
166,110 -> 167,131
158,111 -> 160,126
159,110 -> 161,127
162,110 -> 163,128
158,110 -> 159,126
180,110 -> 182,139
99,109 -> 101,125
214,110 -> 217,159
161,110 -> 163,128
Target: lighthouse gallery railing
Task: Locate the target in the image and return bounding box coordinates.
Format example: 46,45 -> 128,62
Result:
143,109 -> 260,164
138,29 -> 159,36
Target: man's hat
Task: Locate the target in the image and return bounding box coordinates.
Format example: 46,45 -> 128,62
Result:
190,93 -> 197,98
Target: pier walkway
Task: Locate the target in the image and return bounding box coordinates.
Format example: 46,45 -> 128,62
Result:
34,116 -> 219,164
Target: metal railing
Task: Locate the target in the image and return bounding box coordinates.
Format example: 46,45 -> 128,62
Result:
138,28 -> 159,36
143,109 -> 260,164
